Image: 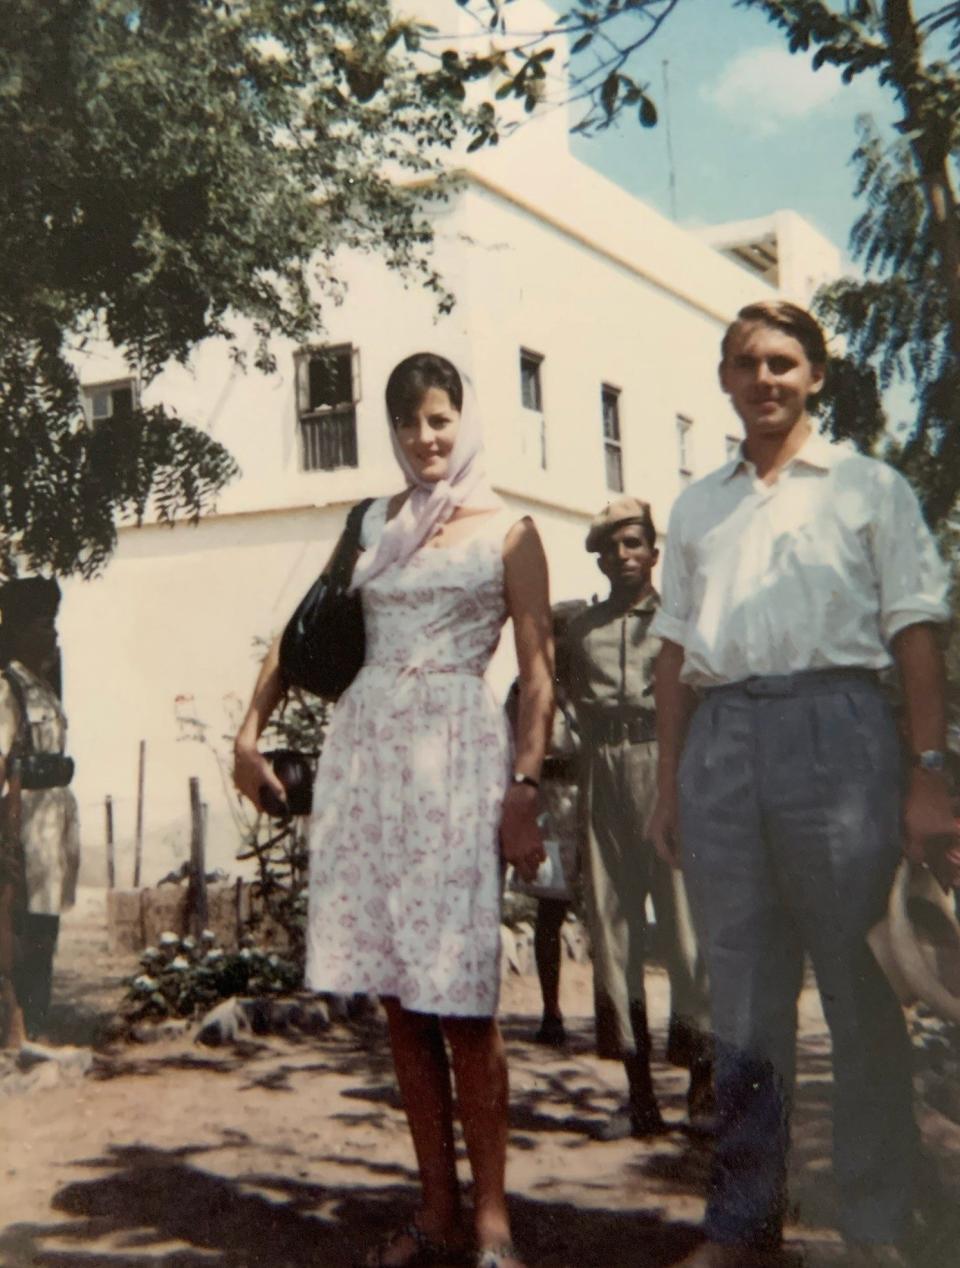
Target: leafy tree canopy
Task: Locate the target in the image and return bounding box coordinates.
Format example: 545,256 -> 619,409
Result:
0,0 -> 478,575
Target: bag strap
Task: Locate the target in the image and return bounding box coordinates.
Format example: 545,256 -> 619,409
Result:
327,497 -> 375,589
0,671 -> 26,893
1,668 -> 32,759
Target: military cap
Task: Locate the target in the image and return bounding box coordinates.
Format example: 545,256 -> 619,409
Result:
585,496 -> 655,553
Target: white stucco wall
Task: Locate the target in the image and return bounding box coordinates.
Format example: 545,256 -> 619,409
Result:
60,139 -> 837,888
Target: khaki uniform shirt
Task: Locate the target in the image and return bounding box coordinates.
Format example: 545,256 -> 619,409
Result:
563,590 -> 660,728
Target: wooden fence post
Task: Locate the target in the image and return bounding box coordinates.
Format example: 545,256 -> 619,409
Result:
187,776 -> 208,939
105,795 -> 115,890
133,740 -> 146,889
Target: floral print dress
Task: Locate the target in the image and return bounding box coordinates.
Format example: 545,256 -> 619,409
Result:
305,499 -> 513,1016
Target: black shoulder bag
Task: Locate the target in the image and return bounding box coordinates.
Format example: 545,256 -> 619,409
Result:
278,498 -> 375,701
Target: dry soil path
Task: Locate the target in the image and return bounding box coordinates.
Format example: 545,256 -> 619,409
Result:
0,891 -> 957,1268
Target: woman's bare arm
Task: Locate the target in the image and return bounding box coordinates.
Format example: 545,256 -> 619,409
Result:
233,634 -> 287,812
501,517 -> 554,882
232,516 -> 355,812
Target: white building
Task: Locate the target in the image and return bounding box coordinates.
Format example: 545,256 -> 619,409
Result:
60,5 -> 842,884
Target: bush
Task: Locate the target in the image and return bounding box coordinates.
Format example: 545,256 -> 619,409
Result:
120,929 -> 301,1025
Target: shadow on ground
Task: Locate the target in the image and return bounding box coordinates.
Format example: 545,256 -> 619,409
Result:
0,1139 -> 708,1268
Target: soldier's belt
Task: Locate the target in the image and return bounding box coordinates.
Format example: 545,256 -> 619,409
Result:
589,712 -> 657,746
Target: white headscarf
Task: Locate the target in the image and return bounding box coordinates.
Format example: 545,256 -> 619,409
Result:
351,360 -> 503,589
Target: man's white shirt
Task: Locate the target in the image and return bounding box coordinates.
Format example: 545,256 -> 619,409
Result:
649,431 -> 950,688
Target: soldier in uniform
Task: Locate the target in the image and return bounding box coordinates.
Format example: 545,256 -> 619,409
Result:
562,497 -> 712,1139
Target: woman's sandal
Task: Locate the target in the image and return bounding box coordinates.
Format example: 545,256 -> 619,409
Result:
363,1219 -> 465,1268
475,1246 -> 524,1268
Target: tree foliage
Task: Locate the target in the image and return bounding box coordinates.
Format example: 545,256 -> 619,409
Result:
447,0 -> 677,140
0,0 -> 480,575
737,1 -> 960,525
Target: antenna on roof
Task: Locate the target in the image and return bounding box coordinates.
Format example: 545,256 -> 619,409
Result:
662,59 -> 678,222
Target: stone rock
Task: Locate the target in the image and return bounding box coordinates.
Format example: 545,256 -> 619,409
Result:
16,1042 -> 94,1077
195,997 -> 252,1048
128,1018 -> 193,1045
561,917 -> 590,965
25,1061 -> 62,1091
500,923 -> 535,976
195,994 -> 333,1047
0,1043 -> 94,1098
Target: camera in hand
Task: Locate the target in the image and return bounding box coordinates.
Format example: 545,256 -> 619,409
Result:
259,748 -> 316,819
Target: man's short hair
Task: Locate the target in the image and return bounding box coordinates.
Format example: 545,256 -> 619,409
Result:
721,301 -> 828,368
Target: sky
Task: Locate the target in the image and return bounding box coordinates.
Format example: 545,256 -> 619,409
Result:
558,0 -> 902,266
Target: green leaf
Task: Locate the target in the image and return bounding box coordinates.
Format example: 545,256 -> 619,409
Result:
638,95 -> 657,127
600,71 -> 619,117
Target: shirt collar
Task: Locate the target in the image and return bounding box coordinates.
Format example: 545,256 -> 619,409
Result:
597,588 -> 659,617
721,429 -> 845,482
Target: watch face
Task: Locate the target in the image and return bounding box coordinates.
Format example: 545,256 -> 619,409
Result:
917,751 -> 946,772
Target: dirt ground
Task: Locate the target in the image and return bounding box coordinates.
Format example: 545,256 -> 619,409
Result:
0,890 -> 958,1268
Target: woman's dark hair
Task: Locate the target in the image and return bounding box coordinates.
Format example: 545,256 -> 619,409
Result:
385,353 -> 463,426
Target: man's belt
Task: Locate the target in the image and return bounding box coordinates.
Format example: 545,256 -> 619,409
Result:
588,711 -> 657,746
704,667 -> 881,699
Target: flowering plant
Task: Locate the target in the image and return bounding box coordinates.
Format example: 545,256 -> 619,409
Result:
121,928 -> 300,1024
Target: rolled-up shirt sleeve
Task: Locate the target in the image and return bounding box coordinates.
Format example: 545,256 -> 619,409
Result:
871,466 -> 950,645
649,499 -> 692,647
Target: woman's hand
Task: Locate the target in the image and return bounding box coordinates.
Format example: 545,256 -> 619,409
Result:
499,784 -> 546,882
233,739 -> 285,814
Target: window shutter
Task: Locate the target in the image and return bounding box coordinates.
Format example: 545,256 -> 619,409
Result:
295,353 -> 310,416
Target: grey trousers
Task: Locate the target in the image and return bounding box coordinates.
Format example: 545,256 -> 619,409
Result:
678,671 -> 916,1248
583,737 -> 710,1062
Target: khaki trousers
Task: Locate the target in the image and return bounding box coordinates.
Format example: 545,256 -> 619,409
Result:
582,736 -> 709,1062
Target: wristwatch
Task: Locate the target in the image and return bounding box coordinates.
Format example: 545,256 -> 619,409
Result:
512,772 -> 540,790
912,749 -> 947,774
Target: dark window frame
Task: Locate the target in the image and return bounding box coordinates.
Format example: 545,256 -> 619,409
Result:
295,344 -> 360,473
519,348 -> 546,468
82,377 -> 138,424
676,413 -> 694,482
519,349 -> 543,413
601,384 -> 623,492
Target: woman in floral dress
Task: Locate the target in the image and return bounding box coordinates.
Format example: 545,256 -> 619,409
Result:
234,353 -> 554,1268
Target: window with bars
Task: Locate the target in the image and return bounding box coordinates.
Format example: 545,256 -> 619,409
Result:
601,385 -> 623,492
82,378 -> 137,424
677,414 -> 694,485
519,350 -> 543,411
295,345 -> 358,472
519,349 -> 546,468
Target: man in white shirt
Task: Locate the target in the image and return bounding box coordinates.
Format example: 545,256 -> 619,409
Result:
648,300 -> 957,1268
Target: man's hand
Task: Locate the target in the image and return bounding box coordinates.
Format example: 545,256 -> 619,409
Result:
904,769 -> 960,887
646,788 -> 682,868
500,784 -> 546,883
